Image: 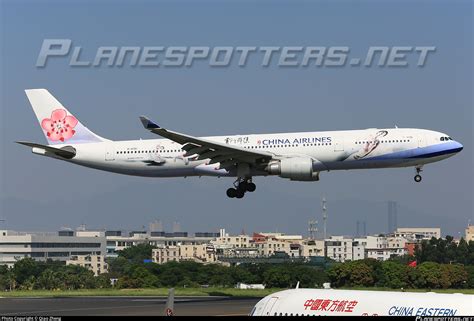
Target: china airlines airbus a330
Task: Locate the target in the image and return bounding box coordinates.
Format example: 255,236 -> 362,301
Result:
18,89 -> 463,198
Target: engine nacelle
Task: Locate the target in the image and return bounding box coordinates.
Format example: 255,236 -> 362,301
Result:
266,157 -> 320,181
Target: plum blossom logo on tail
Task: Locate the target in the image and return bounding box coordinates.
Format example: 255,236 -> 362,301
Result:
41,109 -> 78,142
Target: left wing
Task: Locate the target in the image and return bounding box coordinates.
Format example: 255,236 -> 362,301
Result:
139,116 -> 273,170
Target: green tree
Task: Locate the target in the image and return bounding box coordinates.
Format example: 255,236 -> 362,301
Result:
12,258 -> 43,286
130,266 -> 160,288
118,244 -> 156,264
379,261 -> 409,288
107,256 -> 131,278
327,260 -> 376,288
95,273 -> 113,288
263,266 -> 292,288
439,264 -> 467,288
410,262 -> 442,289
456,239 -> 469,265
464,265 -> 474,288
36,269 -> 62,290
19,276 -> 36,290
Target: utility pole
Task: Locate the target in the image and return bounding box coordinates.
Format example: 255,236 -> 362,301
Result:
308,219 -> 318,240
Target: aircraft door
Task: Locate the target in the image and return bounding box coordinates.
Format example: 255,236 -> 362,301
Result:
263,297 -> 279,316
105,144 -> 115,161
417,135 -> 426,148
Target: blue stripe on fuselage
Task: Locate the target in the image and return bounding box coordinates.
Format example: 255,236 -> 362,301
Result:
365,142 -> 462,161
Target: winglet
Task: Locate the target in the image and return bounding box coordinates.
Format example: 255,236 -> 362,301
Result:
139,116 -> 160,129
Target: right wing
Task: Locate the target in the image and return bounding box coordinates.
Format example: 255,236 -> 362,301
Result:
139,116 -> 273,170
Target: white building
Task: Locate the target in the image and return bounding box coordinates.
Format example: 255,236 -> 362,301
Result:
326,235 -> 408,262
0,230 -> 106,268
466,225 -> 474,242
325,236 -> 355,262
254,238 -> 294,257
212,231 -> 251,249
301,240 -> 325,257
66,254 -> 107,276
106,231 -> 217,258
366,248 -> 406,261
152,244 -> 217,264
395,227 -> 441,240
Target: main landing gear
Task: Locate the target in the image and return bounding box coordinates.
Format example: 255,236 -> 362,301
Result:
226,178 -> 256,199
414,166 -> 423,182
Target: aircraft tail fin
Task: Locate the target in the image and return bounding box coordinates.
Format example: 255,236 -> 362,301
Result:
25,89 -> 107,145
164,288 -> 175,316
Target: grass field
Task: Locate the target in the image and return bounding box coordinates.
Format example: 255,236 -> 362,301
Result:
1,287 -> 474,298
0,287 -> 281,298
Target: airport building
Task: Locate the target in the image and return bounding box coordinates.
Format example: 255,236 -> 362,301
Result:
0,230 -> 106,268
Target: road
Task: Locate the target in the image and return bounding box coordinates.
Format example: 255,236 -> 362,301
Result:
0,296 -> 259,316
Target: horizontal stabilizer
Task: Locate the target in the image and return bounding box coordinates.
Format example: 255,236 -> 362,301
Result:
16,141 -> 76,159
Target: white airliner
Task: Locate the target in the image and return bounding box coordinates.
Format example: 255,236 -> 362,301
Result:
251,288 -> 474,316
18,89 -> 463,198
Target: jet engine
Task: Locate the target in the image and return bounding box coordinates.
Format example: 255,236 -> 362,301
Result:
265,157 -> 324,181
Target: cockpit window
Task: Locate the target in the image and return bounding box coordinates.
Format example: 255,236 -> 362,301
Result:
440,137 -> 445,141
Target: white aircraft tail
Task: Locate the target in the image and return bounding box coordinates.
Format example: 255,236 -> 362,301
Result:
25,89 -> 106,145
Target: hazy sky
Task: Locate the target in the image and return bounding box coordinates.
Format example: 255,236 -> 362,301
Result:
1,0 -> 472,237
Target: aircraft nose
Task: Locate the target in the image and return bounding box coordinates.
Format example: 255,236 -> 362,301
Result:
453,141 -> 463,152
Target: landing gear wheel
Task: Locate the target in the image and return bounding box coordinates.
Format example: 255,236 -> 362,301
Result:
235,189 -> 245,198
227,177 -> 254,198
226,188 -> 237,198
246,182 -> 256,192
414,166 -> 423,183
238,182 -> 248,192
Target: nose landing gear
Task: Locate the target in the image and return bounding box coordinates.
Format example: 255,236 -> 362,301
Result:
226,178 -> 256,198
414,166 -> 423,182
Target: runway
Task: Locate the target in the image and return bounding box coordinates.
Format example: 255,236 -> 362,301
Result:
0,296 -> 259,316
